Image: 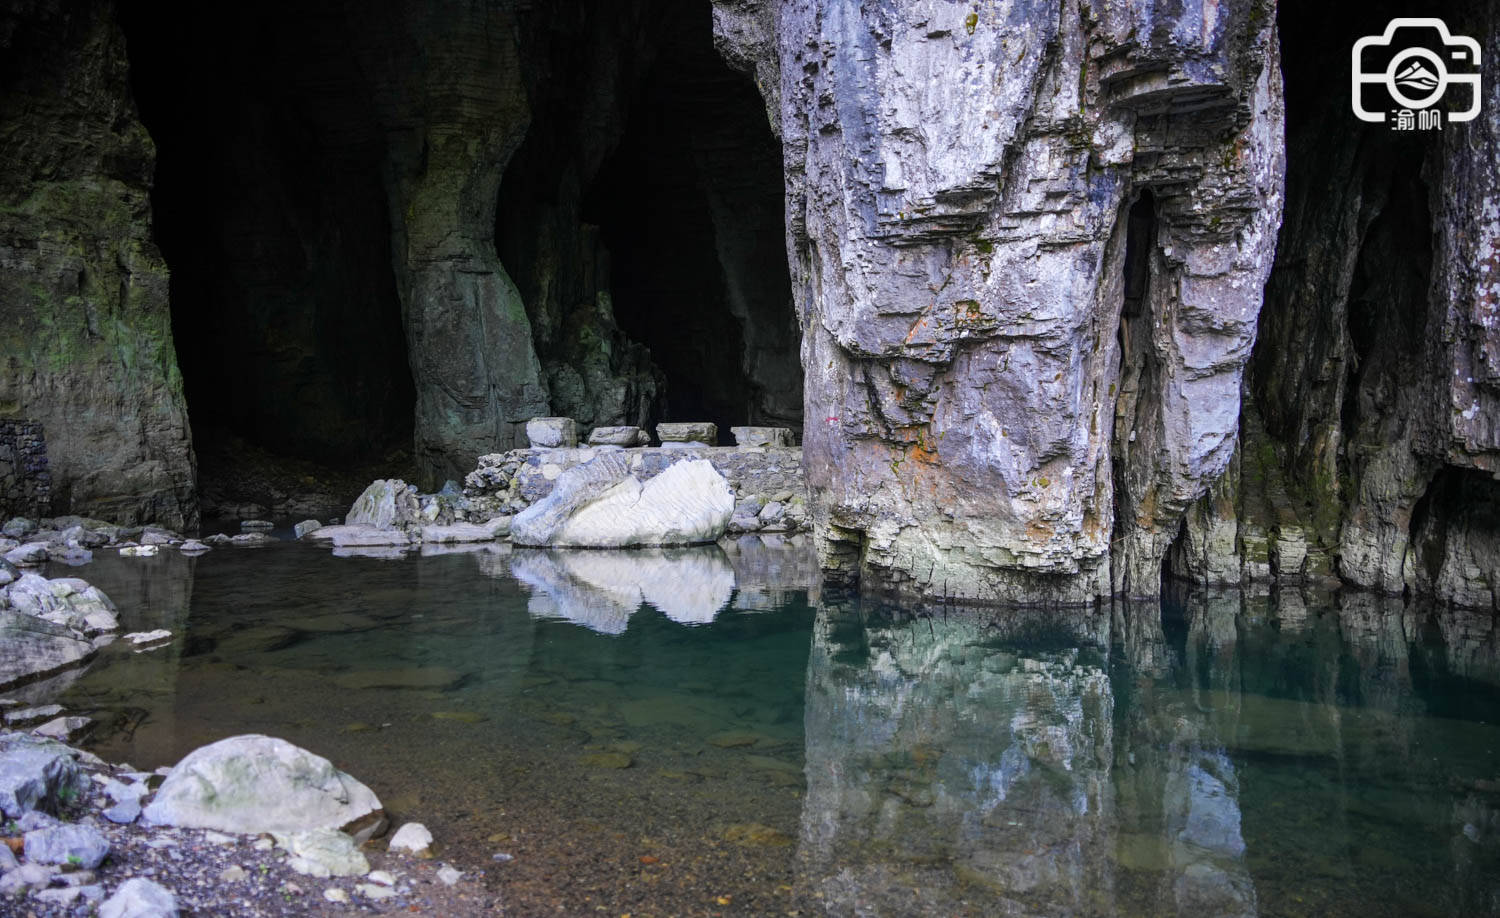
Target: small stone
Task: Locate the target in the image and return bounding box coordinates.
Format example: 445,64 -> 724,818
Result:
201,831 -> 236,845
118,545 -> 158,557
4,704 -> 63,727
103,798 -> 141,825
24,823 -> 110,869
586,426 -> 648,447
365,869 -> 395,886
218,865 -> 247,882
0,840 -> 17,871
124,630 -> 172,647
252,837 -> 274,851
436,865 -> 462,886
0,862 -> 54,895
730,426 -> 794,448
4,543 -> 48,566
240,520 -> 274,531
32,716 -> 92,741
323,887 -> 349,903
387,823 -> 433,858
229,532 -> 274,545
98,877 -> 177,918
277,829 -> 370,878
293,520 -> 323,539
655,422 -> 717,444
34,885 -> 84,905
178,540 -> 210,554
525,417 -> 578,449
356,882 -> 395,899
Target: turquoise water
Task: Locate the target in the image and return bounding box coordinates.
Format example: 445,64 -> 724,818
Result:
39,538 -> 1500,916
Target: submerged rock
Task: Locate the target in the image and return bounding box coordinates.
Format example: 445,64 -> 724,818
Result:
142,735 -> 385,842
306,525 -> 410,548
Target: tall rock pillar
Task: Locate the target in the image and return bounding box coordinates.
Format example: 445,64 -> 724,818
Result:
715,0 -> 1285,601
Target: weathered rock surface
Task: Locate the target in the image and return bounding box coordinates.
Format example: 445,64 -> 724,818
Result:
98,877 -> 178,918
0,610 -> 96,691
3,573 -> 118,634
526,418 -> 579,449
1164,3 -> 1500,611
344,479 -> 421,531
0,0 -> 197,531
656,422 -> 717,444
714,0 -> 1283,601
731,426 -> 793,448
0,732 -> 88,818
141,735 -> 385,840
586,426 -> 649,447
24,822 -> 110,869
511,455 -> 733,547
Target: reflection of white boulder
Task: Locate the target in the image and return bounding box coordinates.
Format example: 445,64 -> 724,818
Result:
509,546 -> 735,633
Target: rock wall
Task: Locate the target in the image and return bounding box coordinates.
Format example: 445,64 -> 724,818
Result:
714,0 -> 1284,602
1169,1 -> 1500,611
0,420 -> 50,519
0,0 -> 197,530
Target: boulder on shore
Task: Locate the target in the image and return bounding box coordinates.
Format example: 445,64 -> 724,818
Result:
141,735 -> 386,842
512,455 -> 733,548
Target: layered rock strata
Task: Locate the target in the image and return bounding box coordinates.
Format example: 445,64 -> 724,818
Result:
1169,1 -> 1500,611
0,0 -> 196,530
714,0 -> 1285,601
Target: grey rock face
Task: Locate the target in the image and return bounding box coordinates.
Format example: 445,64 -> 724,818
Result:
3,574 -> 119,635
713,0 -> 1284,601
656,422 -> 717,444
0,3 -> 196,531
730,426 -> 793,448
0,611 -> 96,692
525,418 -> 579,449
344,480 -> 420,531
292,520 -> 322,540
0,732 -> 88,818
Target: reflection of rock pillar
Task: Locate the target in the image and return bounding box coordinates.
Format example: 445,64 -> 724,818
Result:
355,5 -> 548,487
1115,594 -> 1258,917
799,608 -> 1115,912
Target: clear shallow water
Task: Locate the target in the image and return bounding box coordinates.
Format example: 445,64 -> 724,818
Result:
36,539 -> 1500,916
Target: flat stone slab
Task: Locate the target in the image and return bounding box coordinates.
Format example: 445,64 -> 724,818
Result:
305,525 -> 410,548
526,417 -> 578,449
656,422 -> 717,444
731,426 -> 794,448
586,425 -> 648,447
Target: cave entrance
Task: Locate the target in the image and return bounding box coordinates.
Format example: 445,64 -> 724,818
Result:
499,0 -> 801,444
120,2 -> 414,518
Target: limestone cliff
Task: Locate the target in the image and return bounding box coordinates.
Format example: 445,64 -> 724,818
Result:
715,0 -> 1284,602
0,0 -> 196,529
1171,1 -> 1500,612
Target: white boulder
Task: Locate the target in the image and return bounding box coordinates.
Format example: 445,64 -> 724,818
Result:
141,735 -> 385,841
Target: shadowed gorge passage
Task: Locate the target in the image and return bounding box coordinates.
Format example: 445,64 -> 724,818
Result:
499,0 -> 800,440
122,2 -> 415,474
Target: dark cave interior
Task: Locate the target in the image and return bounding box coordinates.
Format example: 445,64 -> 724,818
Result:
120,0 -> 799,500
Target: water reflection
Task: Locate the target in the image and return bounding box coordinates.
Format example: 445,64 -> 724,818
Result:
28,544 -> 1500,916
510,545 -> 736,632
